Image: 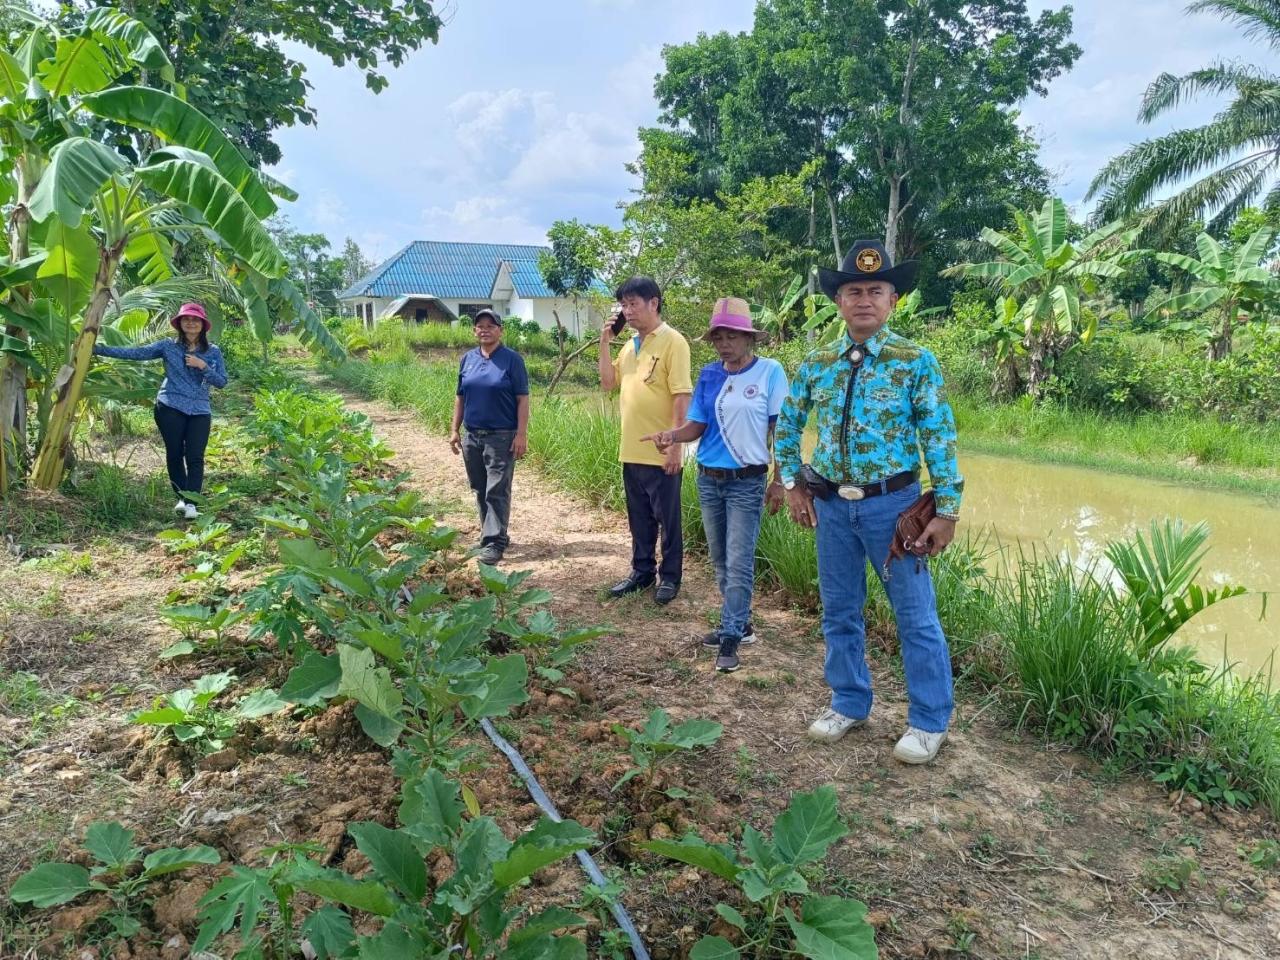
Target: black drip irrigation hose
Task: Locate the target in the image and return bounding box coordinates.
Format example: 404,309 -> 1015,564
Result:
480,717 -> 652,960
395,587 -> 650,958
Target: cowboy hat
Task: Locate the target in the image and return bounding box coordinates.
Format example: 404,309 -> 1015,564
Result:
818,239 -> 918,300
170,302 -> 211,333
702,296 -> 769,343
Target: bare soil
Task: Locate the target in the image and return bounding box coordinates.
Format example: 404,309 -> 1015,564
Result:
0,384 -> 1276,960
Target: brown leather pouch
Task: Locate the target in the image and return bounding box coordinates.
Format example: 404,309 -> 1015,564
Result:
885,490 -> 936,573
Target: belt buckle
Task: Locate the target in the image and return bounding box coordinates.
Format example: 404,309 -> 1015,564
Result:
837,484 -> 864,501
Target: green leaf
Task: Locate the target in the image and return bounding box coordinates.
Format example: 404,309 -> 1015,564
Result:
508,907 -> 586,945
773,786 -> 848,867
81,86 -> 275,218
461,654 -> 529,721
337,644 -> 402,720
135,150 -> 287,278
194,865 -> 273,952
141,845 -> 220,878
131,706 -> 188,726
667,718 -> 724,750
85,821 -> 142,871
355,921 -> 430,959
83,8 -> 173,77
348,821 -> 426,901
787,894 -> 879,959
158,640 -> 196,660
493,818 -> 595,888
37,33 -> 129,98
235,688 -> 287,720
289,861 -> 398,917
0,49 -> 28,103
278,536 -> 335,571
267,276 -> 347,362
355,704 -> 403,748
301,906 -> 357,960
36,211 -> 100,317
715,903 -> 748,930
690,936 -> 741,960
399,769 -> 464,840
9,862 -> 93,907
27,137 -> 126,226
281,651 -> 342,706
640,835 -> 740,881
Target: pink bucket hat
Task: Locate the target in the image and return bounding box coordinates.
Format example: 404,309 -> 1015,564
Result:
702,296 -> 768,343
171,302 -> 210,333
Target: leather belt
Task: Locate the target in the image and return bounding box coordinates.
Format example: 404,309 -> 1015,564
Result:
698,463 -> 769,480
802,466 -> 917,501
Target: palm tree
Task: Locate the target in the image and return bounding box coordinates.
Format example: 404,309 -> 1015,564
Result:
1088,1 -> 1280,236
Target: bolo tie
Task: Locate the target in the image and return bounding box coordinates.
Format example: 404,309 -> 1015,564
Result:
837,344 -> 866,480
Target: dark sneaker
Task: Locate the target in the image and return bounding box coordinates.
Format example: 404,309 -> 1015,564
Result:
701,622 -> 756,648
654,581 -> 680,605
715,638 -> 741,673
477,545 -> 504,565
608,574 -> 655,599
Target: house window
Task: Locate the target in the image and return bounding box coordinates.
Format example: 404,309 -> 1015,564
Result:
415,308 -> 427,323
459,303 -> 492,322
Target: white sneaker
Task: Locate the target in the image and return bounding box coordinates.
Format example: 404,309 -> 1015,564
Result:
182,502 -> 199,520
893,727 -> 947,765
173,499 -> 187,515
806,708 -> 867,743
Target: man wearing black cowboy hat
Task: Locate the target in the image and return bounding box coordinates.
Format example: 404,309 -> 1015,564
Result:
775,238 -> 963,765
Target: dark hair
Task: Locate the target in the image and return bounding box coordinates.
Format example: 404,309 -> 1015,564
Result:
614,276 -> 662,313
176,328 -> 210,352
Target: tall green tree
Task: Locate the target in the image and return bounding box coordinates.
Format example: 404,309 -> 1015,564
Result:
338,236 -> 374,290
641,0 -> 1079,286
66,0 -> 444,166
1088,0 -> 1280,237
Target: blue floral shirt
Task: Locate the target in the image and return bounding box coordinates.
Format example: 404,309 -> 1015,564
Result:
92,340 -> 228,416
775,326 -> 963,516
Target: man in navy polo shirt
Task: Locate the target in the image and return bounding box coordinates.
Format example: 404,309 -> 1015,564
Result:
449,309 -> 530,565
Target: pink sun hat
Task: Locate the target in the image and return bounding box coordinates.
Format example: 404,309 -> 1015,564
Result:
170,302 -> 210,333
702,296 -> 769,343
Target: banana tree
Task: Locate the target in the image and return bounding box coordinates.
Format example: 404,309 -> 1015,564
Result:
945,197 -> 1144,400
25,135 -> 286,488
1145,228 -> 1277,360
0,6 -> 180,481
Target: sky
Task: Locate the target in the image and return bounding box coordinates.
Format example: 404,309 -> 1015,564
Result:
268,0 -> 1260,263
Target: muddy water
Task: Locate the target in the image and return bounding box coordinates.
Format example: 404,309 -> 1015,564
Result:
960,453 -> 1277,679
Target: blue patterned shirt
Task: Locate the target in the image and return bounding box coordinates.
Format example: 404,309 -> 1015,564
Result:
775,326 -> 963,516
92,340 -> 228,416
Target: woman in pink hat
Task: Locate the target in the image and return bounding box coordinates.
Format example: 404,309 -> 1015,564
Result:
642,297 -> 789,673
92,302 -> 228,519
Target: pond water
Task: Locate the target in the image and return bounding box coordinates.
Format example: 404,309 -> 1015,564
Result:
960,453 -> 1277,680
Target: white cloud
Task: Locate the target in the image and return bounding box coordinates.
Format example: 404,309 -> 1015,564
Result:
421,194 -> 548,245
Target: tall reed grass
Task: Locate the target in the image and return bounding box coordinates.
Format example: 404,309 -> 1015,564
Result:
330,353 -> 1280,815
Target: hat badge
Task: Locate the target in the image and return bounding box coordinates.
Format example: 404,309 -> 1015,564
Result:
856,248 -> 883,273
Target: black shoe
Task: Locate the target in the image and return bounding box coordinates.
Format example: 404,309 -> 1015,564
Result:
654,581 -> 680,605
608,574 -> 655,599
701,622 -> 755,648
477,545 -> 504,565
715,637 -> 741,673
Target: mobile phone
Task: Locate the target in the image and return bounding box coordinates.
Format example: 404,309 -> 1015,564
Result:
610,310 -> 627,335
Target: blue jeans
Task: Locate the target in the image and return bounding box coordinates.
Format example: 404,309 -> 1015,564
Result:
696,472 -> 766,642
814,482 -> 953,732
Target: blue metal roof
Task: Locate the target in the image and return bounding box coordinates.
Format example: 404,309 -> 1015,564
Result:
338,241 -> 553,300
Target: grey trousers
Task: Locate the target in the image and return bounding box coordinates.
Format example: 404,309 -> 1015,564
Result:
462,429 -> 516,551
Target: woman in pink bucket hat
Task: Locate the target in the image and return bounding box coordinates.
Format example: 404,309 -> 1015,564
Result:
642,297 -> 789,672
92,302 -> 228,519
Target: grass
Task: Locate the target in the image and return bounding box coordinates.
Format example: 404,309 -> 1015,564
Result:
330,350 -> 1280,817
954,395 -> 1280,500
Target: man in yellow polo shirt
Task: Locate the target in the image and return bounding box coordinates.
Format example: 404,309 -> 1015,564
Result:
598,276 -> 692,604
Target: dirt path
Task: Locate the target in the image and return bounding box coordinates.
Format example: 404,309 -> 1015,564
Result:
332,383 -> 1280,960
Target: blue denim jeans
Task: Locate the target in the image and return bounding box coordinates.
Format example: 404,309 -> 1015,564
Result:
696,472 -> 766,642
814,481 -> 953,732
